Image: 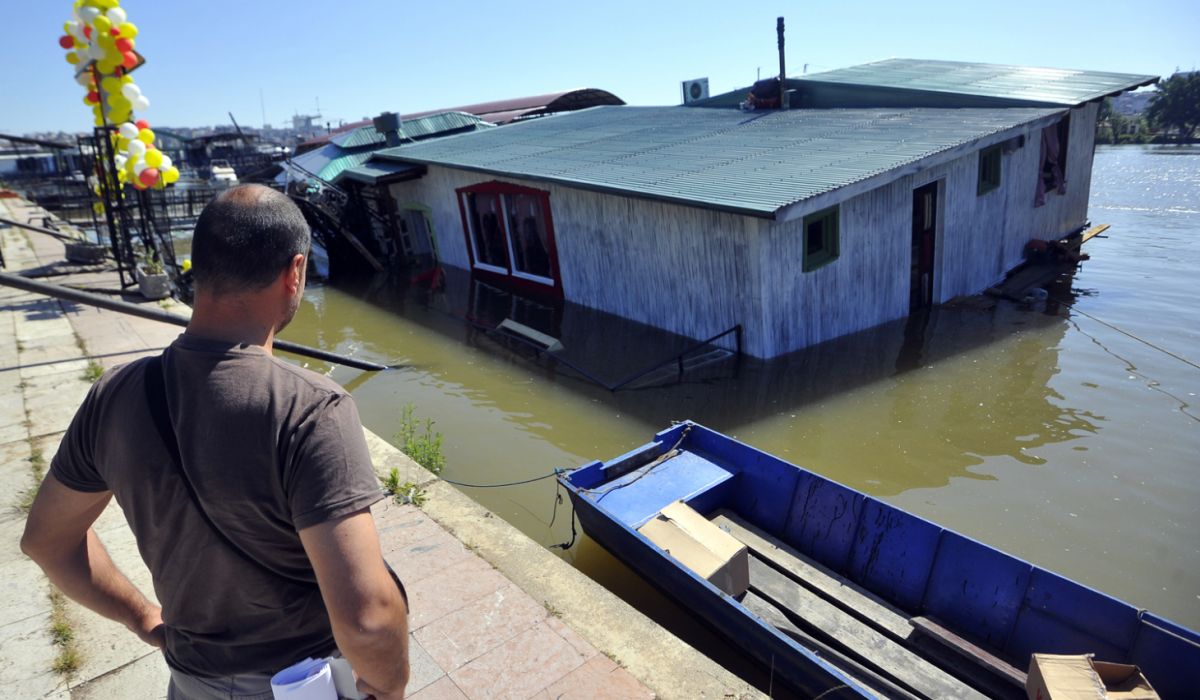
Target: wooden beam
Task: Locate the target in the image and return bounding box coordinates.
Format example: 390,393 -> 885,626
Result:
1081,223 -> 1110,244
741,590 -> 920,700
713,511 -> 914,641
748,556 -> 988,699
910,616 -> 1027,690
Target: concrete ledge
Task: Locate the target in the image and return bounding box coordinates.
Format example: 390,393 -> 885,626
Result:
362,428 -> 762,700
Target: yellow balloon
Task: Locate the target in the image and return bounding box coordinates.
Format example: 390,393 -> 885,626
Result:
116,169 -> 128,182
97,33 -> 114,49
181,257 -> 192,272
118,22 -> 138,39
163,167 -> 181,184
120,74 -> 134,84
93,15 -> 111,33
138,128 -> 155,144
66,52 -> 80,65
144,150 -> 163,168
100,76 -> 119,91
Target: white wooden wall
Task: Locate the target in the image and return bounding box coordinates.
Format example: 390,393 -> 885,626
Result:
387,103 -> 1101,359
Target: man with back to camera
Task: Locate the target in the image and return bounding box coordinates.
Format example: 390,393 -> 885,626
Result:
21,184 -> 409,699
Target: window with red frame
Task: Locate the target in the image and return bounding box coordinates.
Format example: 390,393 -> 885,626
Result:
457,182 -> 560,293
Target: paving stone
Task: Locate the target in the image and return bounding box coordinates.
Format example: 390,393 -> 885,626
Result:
407,555 -> 510,632
414,584 -> 548,673
0,549 -> 50,627
448,622 -> 590,699
376,503 -> 452,556
385,527 -> 474,586
537,654 -> 657,700
17,359 -> 89,380
0,612 -> 65,697
407,675 -> 468,700
406,636 -> 447,696
70,651 -> 169,700
0,422 -> 28,446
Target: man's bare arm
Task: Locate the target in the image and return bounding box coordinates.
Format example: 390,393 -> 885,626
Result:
20,474 -> 164,647
299,508 -> 409,699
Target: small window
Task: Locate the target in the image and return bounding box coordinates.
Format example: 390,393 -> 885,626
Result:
802,206 -> 839,272
977,145 -> 1002,195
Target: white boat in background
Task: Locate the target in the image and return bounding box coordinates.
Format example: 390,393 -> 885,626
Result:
209,160 -> 238,184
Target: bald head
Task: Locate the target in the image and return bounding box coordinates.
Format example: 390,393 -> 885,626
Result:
191,184 -> 311,296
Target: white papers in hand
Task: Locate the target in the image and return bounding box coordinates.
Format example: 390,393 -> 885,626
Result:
270,657 -> 336,700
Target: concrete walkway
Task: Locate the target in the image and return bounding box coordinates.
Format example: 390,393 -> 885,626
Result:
0,195 -> 760,699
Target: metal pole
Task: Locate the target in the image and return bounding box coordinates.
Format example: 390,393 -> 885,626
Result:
777,17 -> 788,110
0,271 -> 390,372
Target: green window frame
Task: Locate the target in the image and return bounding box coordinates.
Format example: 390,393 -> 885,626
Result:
977,144 -> 1002,195
802,205 -> 840,272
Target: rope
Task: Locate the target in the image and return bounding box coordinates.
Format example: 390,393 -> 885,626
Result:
439,469 -> 564,489
587,424 -> 693,503
1065,304 -> 1200,373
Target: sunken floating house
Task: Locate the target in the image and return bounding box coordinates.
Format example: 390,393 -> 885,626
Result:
363,60 -> 1156,359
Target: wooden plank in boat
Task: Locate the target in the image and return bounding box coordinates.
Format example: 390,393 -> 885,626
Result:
910,616 -> 1027,689
749,556 -> 988,700
741,590 -> 920,700
712,511 -> 913,641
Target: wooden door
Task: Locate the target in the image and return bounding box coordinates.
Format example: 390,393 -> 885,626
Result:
910,182 -> 938,311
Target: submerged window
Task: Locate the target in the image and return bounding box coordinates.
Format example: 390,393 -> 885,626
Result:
802,206 -> 840,272
977,144 -> 1002,195
457,182 -> 560,293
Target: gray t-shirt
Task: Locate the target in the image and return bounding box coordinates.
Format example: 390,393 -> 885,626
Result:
51,333 -> 384,677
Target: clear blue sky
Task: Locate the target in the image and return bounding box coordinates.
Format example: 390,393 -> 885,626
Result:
5,0 -> 1198,135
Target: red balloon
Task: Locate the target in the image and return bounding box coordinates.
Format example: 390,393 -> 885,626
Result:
86,91 -> 99,103
58,35 -> 73,49
136,119 -> 150,130
113,67 -> 124,77
121,52 -> 137,69
83,26 -> 92,39
139,168 -> 160,187
110,28 -> 121,37
115,38 -> 132,52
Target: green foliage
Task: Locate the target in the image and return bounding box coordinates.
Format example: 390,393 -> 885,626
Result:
83,361 -> 104,383
1146,71 -> 1200,142
381,467 -> 427,507
48,589 -> 80,676
396,404 -> 445,475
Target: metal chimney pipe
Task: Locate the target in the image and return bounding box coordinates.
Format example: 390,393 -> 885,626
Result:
777,17 -> 788,110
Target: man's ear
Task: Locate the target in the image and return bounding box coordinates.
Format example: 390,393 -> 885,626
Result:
284,253 -> 305,294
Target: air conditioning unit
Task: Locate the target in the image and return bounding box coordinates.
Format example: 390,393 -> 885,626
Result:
681,78 -> 710,104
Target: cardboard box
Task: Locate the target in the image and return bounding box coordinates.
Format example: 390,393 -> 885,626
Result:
637,500 -> 749,597
1026,654 -> 1160,700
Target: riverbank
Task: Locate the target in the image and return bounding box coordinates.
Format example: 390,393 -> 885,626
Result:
0,194 -> 759,699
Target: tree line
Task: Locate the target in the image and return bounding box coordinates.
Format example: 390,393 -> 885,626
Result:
1097,71 -> 1199,144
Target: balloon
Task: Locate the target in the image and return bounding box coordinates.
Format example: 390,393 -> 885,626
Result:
93,15 -> 111,33
65,20 -> 78,35
121,83 -> 140,100
75,72 -> 91,86
107,7 -> 127,25
59,35 -> 74,49
135,119 -> 150,130
133,160 -> 148,175
89,43 -> 105,60
144,149 -> 163,168
121,51 -> 137,69
127,139 -> 146,156
115,38 -> 132,53
117,22 -> 138,39
100,75 -> 119,91
66,52 -> 80,65
83,25 -> 92,39
137,128 -> 155,144
139,168 -> 159,187
118,122 -> 138,139
86,90 -> 99,103
159,154 -> 173,170
97,32 -> 114,49
132,95 -> 150,111
79,7 -> 99,24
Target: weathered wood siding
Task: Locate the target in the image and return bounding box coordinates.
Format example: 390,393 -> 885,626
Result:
387,103 -> 1101,358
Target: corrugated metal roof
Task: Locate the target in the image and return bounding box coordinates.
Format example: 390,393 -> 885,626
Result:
335,160 -> 423,186
377,105 -> 1062,218
330,127 -> 386,149
398,111 -> 494,140
803,59 -> 1158,106
283,145 -> 372,183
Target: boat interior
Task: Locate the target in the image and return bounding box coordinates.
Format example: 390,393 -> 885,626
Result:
565,422 -> 1199,699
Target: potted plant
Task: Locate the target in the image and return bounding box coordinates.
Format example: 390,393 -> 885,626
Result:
136,252 -> 171,300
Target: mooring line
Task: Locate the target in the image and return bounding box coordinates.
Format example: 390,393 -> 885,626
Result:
1064,302 -> 1200,373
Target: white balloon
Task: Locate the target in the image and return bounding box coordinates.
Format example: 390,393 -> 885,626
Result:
120,83 -> 141,100
118,122 -> 139,140
114,155 -> 127,169
127,140 -> 146,157
132,95 -> 150,111
159,155 -> 173,170
106,7 -> 127,25
133,160 -> 148,175
66,20 -> 79,35
79,7 -> 100,23
90,44 -> 106,60
75,72 -> 91,87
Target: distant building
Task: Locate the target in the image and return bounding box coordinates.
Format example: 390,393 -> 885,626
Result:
359,60 -> 1156,358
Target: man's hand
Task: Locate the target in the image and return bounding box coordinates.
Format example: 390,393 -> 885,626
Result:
300,508 -> 409,699
22,474 -> 163,649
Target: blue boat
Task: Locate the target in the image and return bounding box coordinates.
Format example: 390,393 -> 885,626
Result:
558,422 -> 1199,699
